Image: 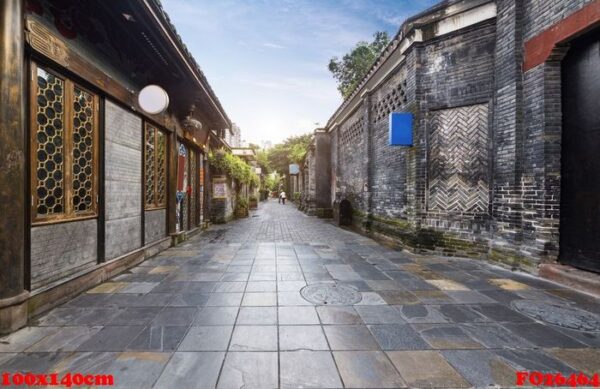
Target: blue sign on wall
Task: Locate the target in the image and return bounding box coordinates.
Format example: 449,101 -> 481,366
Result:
389,112 -> 413,146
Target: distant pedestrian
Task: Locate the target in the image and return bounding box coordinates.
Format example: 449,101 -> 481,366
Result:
280,191 -> 286,205
278,192 -> 281,204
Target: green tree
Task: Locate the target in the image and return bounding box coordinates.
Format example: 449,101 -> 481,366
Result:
328,31 -> 390,98
267,133 -> 312,175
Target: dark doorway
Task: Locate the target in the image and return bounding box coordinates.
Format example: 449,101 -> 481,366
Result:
560,28 -> 600,273
339,200 -> 352,226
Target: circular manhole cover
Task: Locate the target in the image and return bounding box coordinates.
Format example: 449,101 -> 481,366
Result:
511,300 -> 600,332
300,283 -> 362,305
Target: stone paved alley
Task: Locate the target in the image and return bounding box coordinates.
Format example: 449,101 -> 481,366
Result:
1,200 -> 600,388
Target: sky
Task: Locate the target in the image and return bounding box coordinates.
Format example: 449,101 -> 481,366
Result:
161,0 -> 439,145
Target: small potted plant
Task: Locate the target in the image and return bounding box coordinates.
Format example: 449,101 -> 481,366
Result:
235,196 -> 249,218
249,195 -> 258,209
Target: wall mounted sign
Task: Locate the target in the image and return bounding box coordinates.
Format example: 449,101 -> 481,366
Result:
213,177 -> 227,199
138,84 -> 170,115
389,112 -> 413,146
177,143 -> 187,192
289,164 -> 300,175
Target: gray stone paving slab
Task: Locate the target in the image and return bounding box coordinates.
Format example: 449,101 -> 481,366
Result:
501,323 -> 587,348
168,293 -> 210,306
355,305 -> 405,324
368,324 -> 431,350
442,349 -> 517,387
333,351 -> 406,388
317,306 -> 362,324
0,326 -> 60,352
7,200 -> 600,388
152,307 -> 198,326
218,352 -> 278,389
105,352 -> 170,389
126,326 -> 187,352
155,351 -> 225,388
178,325 -> 233,351
323,325 -> 380,350
387,350 -> 470,388
495,349 -> 579,374
206,292 -> 244,306
108,307 -> 162,326
25,326 -> 102,352
214,281 -> 247,292
237,307 -> 278,325
280,350 -> 343,388
279,325 -> 329,350
412,323 -> 483,349
0,352 -> 70,373
278,306 -> 320,324
398,304 -> 449,324
76,326 -> 144,351
246,281 -> 277,292
242,292 -> 277,306
229,325 -> 278,351
461,323 -> 534,349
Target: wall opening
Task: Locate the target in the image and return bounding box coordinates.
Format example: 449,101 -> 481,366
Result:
339,199 -> 352,226
559,28 -> 600,273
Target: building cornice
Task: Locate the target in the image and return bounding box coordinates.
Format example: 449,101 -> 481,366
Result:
326,0 -> 496,131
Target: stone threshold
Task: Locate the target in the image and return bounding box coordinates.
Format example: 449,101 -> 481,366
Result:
539,263 -> 600,298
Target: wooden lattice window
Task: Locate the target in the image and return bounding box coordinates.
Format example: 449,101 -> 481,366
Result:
144,123 -> 167,209
30,63 -> 99,224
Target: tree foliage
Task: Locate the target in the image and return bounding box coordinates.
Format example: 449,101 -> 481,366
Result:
328,31 -> 390,98
208,149 -> 260,188
266,133 -> 312,176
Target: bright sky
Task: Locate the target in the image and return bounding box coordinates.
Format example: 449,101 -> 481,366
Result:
162,0 -> 438,145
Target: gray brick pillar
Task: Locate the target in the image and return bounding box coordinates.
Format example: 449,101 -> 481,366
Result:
364,93 -> 374,228
491,0 -> 525,246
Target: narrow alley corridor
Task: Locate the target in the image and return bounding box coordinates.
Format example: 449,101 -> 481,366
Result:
1,200 -> 600,388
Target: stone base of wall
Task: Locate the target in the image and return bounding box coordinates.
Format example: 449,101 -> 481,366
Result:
210,198 -> 234,224
347,212 -> 540,273
539,264 -> 600,297
304,207 -> 333,218
27,237 -> 171,323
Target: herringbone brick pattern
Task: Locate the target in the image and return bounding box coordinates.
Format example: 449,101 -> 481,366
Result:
428,104 -> 489,214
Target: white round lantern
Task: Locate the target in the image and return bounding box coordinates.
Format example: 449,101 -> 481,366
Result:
138,85 -> 169,115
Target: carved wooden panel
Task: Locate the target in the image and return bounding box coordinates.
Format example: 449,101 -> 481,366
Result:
144,124 -> 167,209
31,63 -> 99,224
25,19 -> 69,67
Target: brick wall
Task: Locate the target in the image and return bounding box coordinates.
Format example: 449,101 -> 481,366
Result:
523,0 -> 592,40
145,209 -> 167,244
30,220 -> 97,290
335,103 -> 368,215
104,101 -> 143,259
323,1 -> 599,270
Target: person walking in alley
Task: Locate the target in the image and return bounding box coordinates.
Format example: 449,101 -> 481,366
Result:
280,191 -> 287,205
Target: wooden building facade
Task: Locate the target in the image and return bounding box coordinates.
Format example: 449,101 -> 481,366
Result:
0,0 -> 233,333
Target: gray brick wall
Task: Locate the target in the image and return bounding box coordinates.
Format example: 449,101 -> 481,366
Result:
104,100 -> 142,259
145,209 -> 167,244
335,104 -> 368,213
31,220 -> 97,290
321,1 -> 599,269
523,0 -> 592,40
